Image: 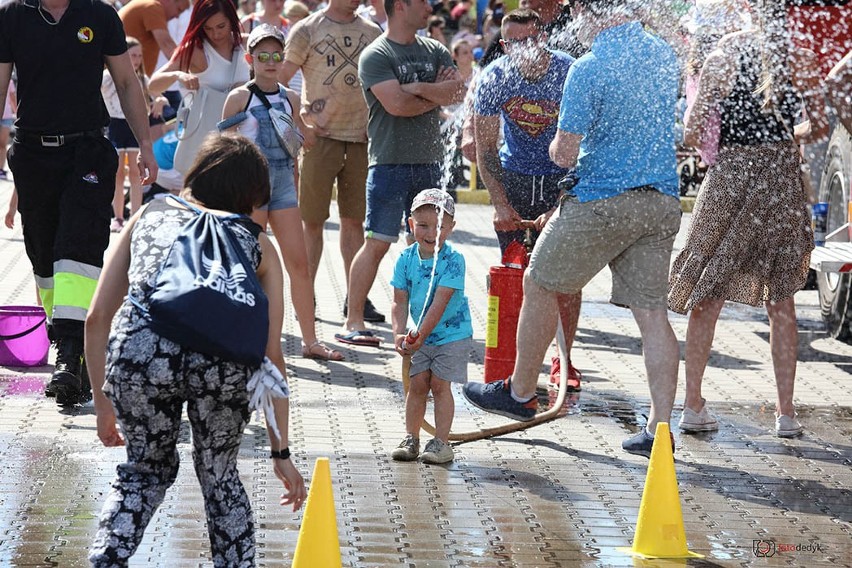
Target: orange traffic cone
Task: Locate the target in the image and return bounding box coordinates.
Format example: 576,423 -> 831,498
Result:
292,457 -> 342,567
618,423 -> 703,559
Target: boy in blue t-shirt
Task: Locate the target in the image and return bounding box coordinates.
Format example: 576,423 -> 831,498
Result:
390,189 -> 473,465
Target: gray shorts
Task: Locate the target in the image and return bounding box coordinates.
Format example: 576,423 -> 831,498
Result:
409,338 -> 472,384
529,190 -> 681,309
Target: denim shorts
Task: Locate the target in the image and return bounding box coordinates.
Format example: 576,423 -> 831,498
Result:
260,158 -> 297,211
365,163 -> 442,242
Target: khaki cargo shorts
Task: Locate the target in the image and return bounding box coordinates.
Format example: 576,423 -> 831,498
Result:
528,189 -> 682,310
299,137 -> 368,223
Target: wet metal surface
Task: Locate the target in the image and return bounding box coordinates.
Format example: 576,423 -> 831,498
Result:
1,182 -> 851,566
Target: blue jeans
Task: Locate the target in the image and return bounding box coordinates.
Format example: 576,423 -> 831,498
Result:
365,163 -> 441,242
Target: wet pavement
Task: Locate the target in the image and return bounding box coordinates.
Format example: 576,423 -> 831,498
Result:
0,179 -> 850,567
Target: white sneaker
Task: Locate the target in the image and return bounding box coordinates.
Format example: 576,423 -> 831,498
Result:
421,438 -> 454,464
775,414 -> 803,438
679,400 -> 719,433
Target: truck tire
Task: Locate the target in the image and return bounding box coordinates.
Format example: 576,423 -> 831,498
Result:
817,126 -> 852,341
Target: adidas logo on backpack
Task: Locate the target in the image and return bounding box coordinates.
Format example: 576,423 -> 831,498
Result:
197,253 -> 257,306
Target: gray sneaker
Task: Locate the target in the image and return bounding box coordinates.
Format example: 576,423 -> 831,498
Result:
421,438 -> 454,464
391,434 -> 420,461
679,400 -> 719,433
622,428 -> 675,459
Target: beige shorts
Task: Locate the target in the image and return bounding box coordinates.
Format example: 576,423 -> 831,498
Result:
298,137 -> 368,224
529,190 -> 682,309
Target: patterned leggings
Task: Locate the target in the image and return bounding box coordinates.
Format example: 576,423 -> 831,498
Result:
89,308 -> 257,567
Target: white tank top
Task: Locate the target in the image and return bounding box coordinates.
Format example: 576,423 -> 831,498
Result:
197,41 -> 250,91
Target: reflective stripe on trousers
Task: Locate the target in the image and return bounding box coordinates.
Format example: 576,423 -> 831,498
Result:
36,259 -> 101,323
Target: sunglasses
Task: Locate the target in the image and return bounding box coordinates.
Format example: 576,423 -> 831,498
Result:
254,51 -> 283,63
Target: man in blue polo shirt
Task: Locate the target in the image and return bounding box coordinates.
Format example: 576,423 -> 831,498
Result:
464,0 -> 681,459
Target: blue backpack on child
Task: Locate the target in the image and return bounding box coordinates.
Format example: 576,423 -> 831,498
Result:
130,196 -> 269,366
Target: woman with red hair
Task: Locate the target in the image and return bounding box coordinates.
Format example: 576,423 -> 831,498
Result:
150,0 -> 250,170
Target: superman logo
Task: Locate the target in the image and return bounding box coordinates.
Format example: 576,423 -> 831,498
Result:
503,96 -> 559,138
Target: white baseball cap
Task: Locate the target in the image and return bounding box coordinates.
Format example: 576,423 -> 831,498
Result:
411,188 -> 456,217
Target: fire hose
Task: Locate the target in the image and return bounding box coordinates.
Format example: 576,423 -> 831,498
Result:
401,320 -> 570,443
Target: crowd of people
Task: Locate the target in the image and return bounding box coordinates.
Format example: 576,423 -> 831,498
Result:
1,0 -> 852,564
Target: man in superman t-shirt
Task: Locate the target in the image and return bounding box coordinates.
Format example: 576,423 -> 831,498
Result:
473,8 -> 574,254
472,8 -> 581,391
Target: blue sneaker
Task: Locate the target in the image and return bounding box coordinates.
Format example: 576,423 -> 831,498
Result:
622,428 -> 676,458
462,378 -> 538,422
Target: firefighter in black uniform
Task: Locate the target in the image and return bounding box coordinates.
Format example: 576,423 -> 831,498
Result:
0,0 -> 157,406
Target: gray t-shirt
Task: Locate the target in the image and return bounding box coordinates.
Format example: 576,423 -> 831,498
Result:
358,35 -> 455,166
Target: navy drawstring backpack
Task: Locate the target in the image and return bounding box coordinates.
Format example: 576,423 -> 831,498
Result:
130,196 -> 269,366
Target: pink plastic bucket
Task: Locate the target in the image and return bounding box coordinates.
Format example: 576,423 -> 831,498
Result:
0,306 -> 49,367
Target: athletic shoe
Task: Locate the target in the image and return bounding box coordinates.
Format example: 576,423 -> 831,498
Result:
363,299 -> 386,323
48,337 -> 83,406
421,438 -> 454,464
343,297 -> 386,323
679,400 -> 719,433
775,414 -> 803,438
462,377 -> 537,422
391,434 -> 420,461
549,356 -> 582,391
622,428 -> 676,458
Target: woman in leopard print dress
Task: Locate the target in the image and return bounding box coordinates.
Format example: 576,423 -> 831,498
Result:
84,135 -> 306,567
668,3 -> 828,438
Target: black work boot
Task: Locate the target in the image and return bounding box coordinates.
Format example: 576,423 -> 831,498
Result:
48,337 -> 84,406
78,358 -> 93,404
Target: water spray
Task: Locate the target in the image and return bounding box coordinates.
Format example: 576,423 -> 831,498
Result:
408,200 -> 446,339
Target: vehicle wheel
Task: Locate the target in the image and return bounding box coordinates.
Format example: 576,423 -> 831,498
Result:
817,126 -> 852,340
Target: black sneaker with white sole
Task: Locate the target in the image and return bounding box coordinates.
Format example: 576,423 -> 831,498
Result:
343,297 -> 386,323
621,428 -> 676,458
